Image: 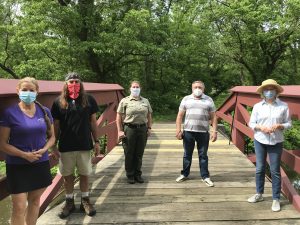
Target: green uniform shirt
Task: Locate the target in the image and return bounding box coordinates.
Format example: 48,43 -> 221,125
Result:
117,96 -> 153,124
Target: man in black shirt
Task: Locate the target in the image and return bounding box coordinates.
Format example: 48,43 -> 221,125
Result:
51,72 -> 100,218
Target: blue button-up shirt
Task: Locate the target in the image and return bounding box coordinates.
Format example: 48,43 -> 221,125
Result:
249,98 -> 292,145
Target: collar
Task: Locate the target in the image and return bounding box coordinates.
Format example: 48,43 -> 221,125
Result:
262,98 -> 279,105
129,95 -> 142,101
190,94 -> 205,100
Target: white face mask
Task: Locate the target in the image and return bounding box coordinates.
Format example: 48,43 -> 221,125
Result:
193,88 -> 203,97
130,87 -> 140,97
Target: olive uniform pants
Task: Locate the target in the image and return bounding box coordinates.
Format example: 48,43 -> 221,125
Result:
122,125 -> 148,178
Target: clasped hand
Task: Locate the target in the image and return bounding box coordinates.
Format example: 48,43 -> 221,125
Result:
24,149 -> 44,163
259,124 -> 282,134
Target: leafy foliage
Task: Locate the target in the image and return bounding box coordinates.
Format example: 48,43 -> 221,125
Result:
0,161 -> 5,177
284,120 -> 300,150
1,0 -> 299,105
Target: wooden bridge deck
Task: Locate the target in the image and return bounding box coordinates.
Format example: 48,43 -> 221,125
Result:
38,123 -> 300,224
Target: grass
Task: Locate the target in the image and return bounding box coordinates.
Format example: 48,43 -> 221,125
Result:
153,112 -> 177,122
0,161 -> 5,177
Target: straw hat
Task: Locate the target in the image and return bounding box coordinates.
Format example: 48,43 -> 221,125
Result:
256,79 -> 283,94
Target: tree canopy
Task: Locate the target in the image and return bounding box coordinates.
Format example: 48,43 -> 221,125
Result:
1,0 -> 300,112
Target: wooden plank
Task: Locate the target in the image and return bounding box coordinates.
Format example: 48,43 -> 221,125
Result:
37,123 -> 300,225
53,201 -> 293,213
84,187 -> 272,196
39,210 -> 300,224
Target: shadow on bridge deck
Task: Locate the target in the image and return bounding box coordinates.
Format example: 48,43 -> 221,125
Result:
37,123 -> 300,225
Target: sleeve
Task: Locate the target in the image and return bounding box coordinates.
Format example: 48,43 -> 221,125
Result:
147,99 -> 153,113
178,97 -> 186,112
51,99 -> 60,120
88,95 -> 99,115
249,104 -> 258,130
282,105 -> 292,130
209,98 -> 216,112
0,108 -> 11,127
117,99 -> 126,114
44,107 -> 54,124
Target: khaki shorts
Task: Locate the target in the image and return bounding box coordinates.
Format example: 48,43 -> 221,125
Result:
58,151 -> 92,176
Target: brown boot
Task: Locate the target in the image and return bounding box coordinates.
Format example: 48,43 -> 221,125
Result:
58,198 -> 75,219
80,197 -> 96,216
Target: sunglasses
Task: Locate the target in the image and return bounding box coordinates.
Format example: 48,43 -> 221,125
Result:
67,79 -> 80,84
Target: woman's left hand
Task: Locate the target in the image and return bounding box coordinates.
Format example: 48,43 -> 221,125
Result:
33,148 -> 47,155
271,124 -> 283,132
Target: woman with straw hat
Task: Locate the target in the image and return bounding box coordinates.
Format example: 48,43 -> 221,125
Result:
247,79 -> 292,212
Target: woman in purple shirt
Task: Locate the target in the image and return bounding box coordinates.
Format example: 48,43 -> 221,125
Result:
0,77 -> 55,225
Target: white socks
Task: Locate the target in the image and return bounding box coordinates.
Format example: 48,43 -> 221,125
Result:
66,192 -> 89,199
81,192 -> 89,198
66,193 -> 74,199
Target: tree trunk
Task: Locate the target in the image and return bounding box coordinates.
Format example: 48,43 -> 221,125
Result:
0,63 -> 18,79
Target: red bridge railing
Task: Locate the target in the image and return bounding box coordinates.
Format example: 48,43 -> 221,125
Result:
0,78 -> 124,215
216,85 -> 300,212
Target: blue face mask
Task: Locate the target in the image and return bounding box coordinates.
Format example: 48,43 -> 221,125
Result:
263,90 -> 276,100
19,91 -> 37,105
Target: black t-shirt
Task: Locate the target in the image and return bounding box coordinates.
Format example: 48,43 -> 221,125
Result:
51,94 -> 99,152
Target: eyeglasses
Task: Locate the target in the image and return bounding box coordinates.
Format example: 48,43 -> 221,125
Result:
68,79 -> 80,84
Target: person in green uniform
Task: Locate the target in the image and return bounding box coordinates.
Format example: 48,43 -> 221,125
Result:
116,81 -> 153,184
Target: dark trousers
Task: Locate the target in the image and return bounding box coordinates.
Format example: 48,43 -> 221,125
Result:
181,131 -> 210,179
122,125 -> 148,178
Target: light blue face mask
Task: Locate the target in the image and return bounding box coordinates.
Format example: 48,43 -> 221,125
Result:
263,90 -> 276,100
19,91 -> 37,105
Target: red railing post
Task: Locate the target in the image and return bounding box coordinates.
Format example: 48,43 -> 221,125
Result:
232,99 -> 246,153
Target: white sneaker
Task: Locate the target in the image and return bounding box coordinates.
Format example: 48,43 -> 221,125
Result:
272,200 -> 280,212
202,177 -> 214,187
176,175 -> 187,183
247,194 -> 264,203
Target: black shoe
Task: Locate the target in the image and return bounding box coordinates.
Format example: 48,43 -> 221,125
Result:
127,177 -> 135,184
58,198 -> 75,219
135,176 -> 144,183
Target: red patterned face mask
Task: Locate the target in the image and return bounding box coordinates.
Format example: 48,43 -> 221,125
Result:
67,83 -> 80,99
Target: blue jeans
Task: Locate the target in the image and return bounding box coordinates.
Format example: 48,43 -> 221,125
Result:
254,140 -> 283,200
181,131 -> 210,179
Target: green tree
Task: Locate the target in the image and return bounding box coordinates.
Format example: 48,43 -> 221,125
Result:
206,0 -> 300,84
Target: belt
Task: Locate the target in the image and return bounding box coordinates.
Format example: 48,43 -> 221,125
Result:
124,123 -> 146,128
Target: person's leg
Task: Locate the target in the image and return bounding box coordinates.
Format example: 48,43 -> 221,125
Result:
79,174 -> 96,216
195,132 -> 210,179
11,193 -> 27,225
254,140 -> 267,194
181,131 -> 195,177
79,175 -> 89,192
58,152 -> 76,218
58,175 -> 76,218
59,151 -> 76,196
64,175 -> 75,194
122,126 -> 137,179
77,151 -> 96,216
26,188 -> 46,225
77,151 -> 92,193
134,126 -> 148,179
268,142 -> 283,200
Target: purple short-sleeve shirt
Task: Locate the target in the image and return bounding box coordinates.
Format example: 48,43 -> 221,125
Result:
0,103 -> 53,164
